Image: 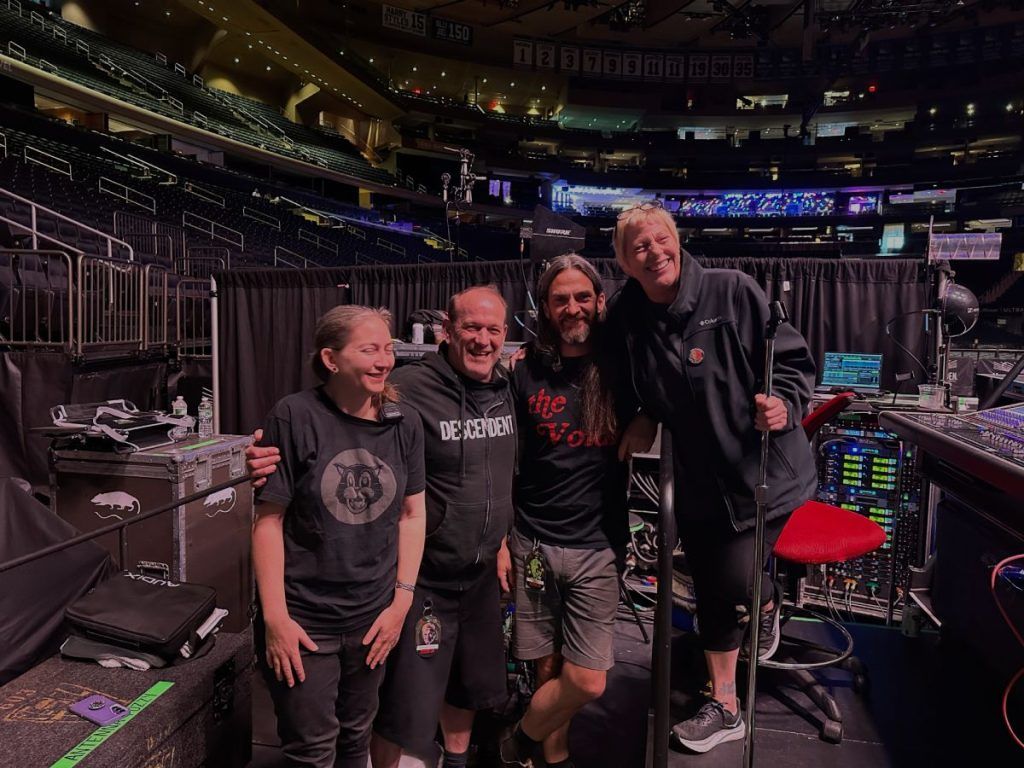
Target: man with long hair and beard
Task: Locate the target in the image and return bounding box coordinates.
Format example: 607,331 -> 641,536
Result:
498,254 -> 656,768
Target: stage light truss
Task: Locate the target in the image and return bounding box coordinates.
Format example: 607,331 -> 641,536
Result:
817,0 -> 979,31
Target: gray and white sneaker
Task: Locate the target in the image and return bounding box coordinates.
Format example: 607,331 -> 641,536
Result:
671,699 -> 745,753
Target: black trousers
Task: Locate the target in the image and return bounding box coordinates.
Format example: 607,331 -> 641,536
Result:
679,514 -> 789,652
262,625 -> 386,768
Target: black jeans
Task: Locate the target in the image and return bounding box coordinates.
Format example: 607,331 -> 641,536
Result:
679,515 -> 789,652
263,625 -> 386,768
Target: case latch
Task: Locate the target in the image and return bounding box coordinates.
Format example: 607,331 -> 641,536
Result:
230,446 -> 245,478
195,455 -> 212,491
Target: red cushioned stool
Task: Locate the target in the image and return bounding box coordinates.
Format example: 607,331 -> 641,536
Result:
757,392 -> 886,744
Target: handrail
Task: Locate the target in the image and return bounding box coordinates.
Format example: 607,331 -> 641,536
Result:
167,95 -> 184,114
182,211 -> 244,250
184,183 -> 225,208
376,237 -> 406,257
0,131 -> 6,159
155,52 -> 167,64
243,206 -> 281,230
176,254 -> 225,278
24,145 -> 73,179
120,231 -> 174,263
173,62 -> 186,76
274,245 -> 311,269
38,58 -> 57,73
176,277 -> 212,358
192,73 -> 204,88
7,42 -> 26,61
316,122 -> 382,164
193,111 -> 208,128
28,8 -> 42,26
0,186 -> 133,261
98,176 -> 156,213
124,150 -> 177,184
74,40 -> 89,56
143,264 -> 169,349
298,229 -> 338,255
52,26 -> 66,44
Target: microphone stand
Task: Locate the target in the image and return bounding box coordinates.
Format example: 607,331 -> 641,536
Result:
742,299 -> 789,768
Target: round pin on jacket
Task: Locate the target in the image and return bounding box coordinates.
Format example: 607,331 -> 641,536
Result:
688,347 -> 705,365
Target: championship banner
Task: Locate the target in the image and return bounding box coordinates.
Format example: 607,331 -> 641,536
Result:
710,54 -> 732,81
688,54 -> 709,82
622,52 -> 642,79
733,54 -> 754,79
536,43 -> 556,69
643,53 -> 664,80
382,4 -> 426,36
513,39 -> 534,68
582,48 -> 602,76
432,17 -> 472,46
665,54 -> 685,80
602,51 -> 622,78
560,45 -> 580,73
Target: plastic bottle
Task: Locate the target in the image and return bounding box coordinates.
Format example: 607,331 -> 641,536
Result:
171,395 -> 188,440
197,396 -> 214,438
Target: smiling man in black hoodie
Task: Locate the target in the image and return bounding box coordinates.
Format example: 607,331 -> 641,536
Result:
247,284 -> 517,768
371,285 -> 516,768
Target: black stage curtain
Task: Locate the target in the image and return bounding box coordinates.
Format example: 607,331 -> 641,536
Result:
217,258 -> 928,436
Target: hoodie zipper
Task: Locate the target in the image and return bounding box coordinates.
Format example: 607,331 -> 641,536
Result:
475,395 -> 507,566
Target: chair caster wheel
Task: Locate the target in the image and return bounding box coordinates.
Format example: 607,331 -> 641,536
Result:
822,719 -> 843,744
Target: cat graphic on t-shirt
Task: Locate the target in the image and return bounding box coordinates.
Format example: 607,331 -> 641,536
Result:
335,461 -> 386,514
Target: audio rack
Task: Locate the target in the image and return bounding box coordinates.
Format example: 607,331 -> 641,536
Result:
798,404 -> 933,621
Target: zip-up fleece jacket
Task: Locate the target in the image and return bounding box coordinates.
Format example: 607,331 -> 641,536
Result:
607,252 -> 818,532
390,345 -> 516,590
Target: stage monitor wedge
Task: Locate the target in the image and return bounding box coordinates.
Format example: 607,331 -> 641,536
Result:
527,205 -> 586,263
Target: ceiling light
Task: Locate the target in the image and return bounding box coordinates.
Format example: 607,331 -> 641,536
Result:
482,78 -> 487,83
441,71 -> 446,77
369,57 -> 374,63
510,82 -> 515,87
929,106 -> 937,116
222,15 -> 228,21
247,44 -> 252,49
234,57 -> 239,63
412,66 -> 418,72
266,65 -> 271,71
1007,103 -> 1014,112
541,85 -> 546,91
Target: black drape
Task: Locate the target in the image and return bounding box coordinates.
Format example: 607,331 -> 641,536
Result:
216,258 -> 929,435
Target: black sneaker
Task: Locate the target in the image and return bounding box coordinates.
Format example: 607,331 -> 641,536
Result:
498,731 -> 534,768
740,586 -> 781,662
671,699 -> 745,753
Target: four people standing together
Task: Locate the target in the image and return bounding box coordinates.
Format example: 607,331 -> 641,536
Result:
246,204 -> 817,766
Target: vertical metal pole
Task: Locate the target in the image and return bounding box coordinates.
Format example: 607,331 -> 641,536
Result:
743,300 -> 786,768
211,276 -> 220,434
647,430 -> 675,768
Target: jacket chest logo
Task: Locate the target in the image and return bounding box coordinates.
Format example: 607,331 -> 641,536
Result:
687,347 -> 705,366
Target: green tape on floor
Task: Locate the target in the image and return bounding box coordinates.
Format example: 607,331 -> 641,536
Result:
50,680 -> 175,768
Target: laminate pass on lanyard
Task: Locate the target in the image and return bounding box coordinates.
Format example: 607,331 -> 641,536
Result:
50,681 -> 175,768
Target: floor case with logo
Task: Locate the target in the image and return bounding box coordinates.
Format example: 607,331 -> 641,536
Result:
50,435 -> 253,632
0,628 -> 253,768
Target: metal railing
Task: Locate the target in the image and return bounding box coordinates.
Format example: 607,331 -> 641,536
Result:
167,95 -> 184,114
176,254 -> 225,279
52,25 -> 66,44
376,237 -> 407,257
243,206 -> 280,230
28,8 -> 42,27
98,176 -> 156,213
144,264 -> 168,349
184,183 -> 225,207
274,246 -> 314,269
173,62 -> 186,76
183,211 -> 243,249
176,277 -> 212,358
120,232 -> 174,264
298,229 -> 338,255
0,131 -> 6,159
7,42 -> 27,61
192,73 -> 204,88
24,145 -> 72,179
0,187 -> 133,261
75,39 -> 89,56
75,255 -> 145,354
193,111 -> 208,128
155,52 -> 167,64
38,58 -> 57,73
355,251 -> 384,265
0,249 -> 74,350
112,210 -> 184,262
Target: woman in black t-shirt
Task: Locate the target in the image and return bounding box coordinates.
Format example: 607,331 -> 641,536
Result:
253,306 -> 426,768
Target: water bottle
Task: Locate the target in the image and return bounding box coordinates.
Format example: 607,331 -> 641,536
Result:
198,396 -> 214,438
171,395 -> 188,440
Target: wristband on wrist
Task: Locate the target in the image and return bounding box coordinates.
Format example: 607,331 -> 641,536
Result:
396,581 -> 416,594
